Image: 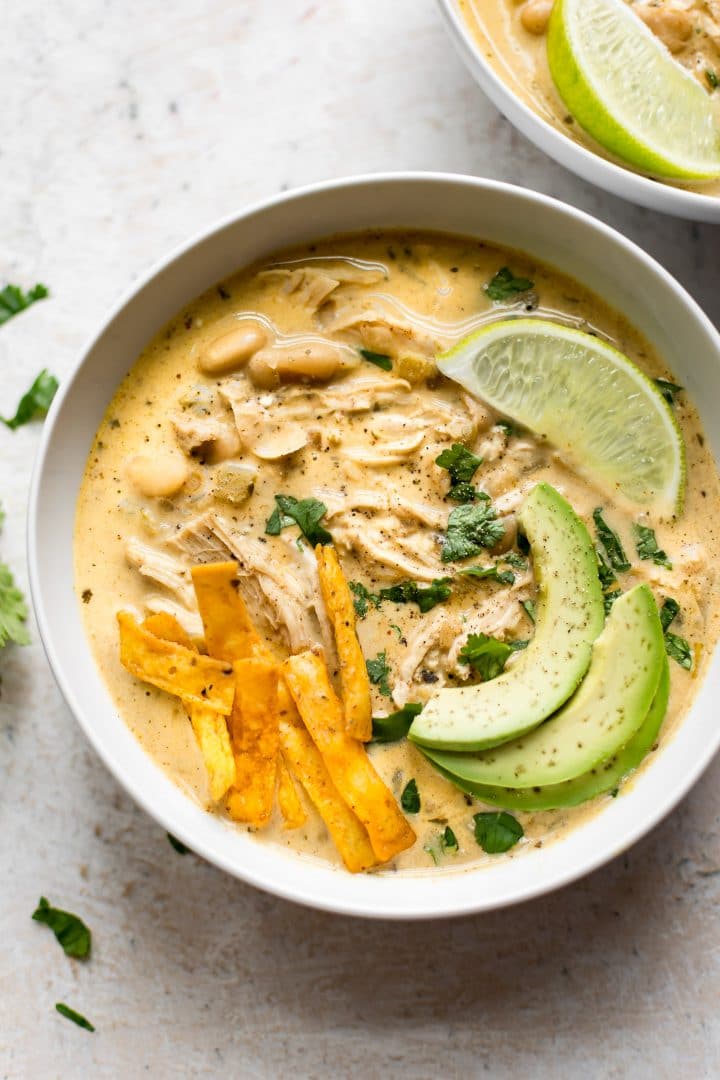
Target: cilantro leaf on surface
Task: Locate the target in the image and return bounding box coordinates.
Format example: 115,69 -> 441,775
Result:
358,348 -> 392,371
665,632 -> 692,670
458,633 -> 514,682
1,369 -> 58,430
659,597 -> 680,633
634,524 -> 672,570
654,378 -> 684,406
366,651 -> 393,697
372,702 -> 423,743
400,778 -> 421,814
0,560 -> 30,647
460,564 -> 515,586
440,825 -> 459,854
441,502 -> 504,562
593,508 -> 631,573
32,897 -> 91,959
265,495 -> 331,546
55,1003 -> 95,1032
473,811 -> 524,854
485,267 -> 534,302
0,282 -> 48,326
378,577 -> 453,613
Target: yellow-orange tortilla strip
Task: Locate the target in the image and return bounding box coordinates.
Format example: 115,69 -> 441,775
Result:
191,562 -> 273,662
118,611 -> 235,714
282,652 -> 416,863
277,757 -> 307,830
278,681 -> 377,872
315,544 -> 372,742
226,658 -> 279,827
142,611 -> 195,649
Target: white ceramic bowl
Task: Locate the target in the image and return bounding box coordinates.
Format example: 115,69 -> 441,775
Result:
29,173 -> 720,919
437,0 -> 720,223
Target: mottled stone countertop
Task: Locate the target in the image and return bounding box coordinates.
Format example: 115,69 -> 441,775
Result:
2,1 -> 719,1076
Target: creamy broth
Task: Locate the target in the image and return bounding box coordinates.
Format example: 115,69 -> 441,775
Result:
74,230 -> 720,874
459,0 -> 720,197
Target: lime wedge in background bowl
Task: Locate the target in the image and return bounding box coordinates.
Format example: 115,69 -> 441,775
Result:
438,319 -> 685,516
548,0 -> 720,181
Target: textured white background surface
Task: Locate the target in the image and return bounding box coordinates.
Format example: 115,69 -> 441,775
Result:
2,1 -> 720,1076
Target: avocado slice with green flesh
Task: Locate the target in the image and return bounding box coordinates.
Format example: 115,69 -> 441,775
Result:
422,584 -> 665,791
426,657 -> 669,811
408,483 -> 604,751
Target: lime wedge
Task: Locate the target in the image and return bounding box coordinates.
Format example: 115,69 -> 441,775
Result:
438,319 -> 685,516
548,0 -> 720,180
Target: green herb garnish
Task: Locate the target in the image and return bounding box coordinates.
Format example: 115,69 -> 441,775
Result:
359,348 -> 392,371
400,778 -> 421,813
379,578 -> 453,613
348,581 -> 381,618
265,495 -> 332,546
659,597 -> 680,633
634,524 -> 672,570
485,267 -> 534,302
593,508 -> 630,573
55,1003 -> 95,1032
1,369 -> 58,430
604,590 -> 621,616
596,547 -> 617,591
473,811 -> 524,854
32,897 -> 91,959
0,282 -> 48,326
665,631 -> 693,670
520,599 -> 536,623
372,702 -> 423,743
458,633 -> 514,681
654,378 -> 684,406
0,557 -> 30,647
706,69 -> 719,90
460,564 -> 515,586
167,832 -> 190,854
503,552 -> 527,570
366,651 -> 393,697
435,443 -> 484,503
440,825 -> 459,853
441,502 -> 504,562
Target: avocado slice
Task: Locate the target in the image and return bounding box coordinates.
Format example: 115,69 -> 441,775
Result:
408,483 -> 604,751
423,585 -> 666,792
427,657 -> 669,811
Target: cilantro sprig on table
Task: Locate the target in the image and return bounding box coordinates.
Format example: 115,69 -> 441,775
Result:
0,282 -> 48,326
32,897 -> 92,959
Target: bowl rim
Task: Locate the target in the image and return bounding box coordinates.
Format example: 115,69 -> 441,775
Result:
27,171 -> 720,919
436,0 -> 720,223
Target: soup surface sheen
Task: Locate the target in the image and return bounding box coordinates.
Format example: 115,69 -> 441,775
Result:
459,0 -> 720,197
75,230 -> 720,874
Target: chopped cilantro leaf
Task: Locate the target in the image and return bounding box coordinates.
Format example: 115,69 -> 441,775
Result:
348,581 -> 381,618
596,547 -> 617,591
706,69 -> 719,90
496,420 -> 517,437
379,578 -> 453,613
0,282 -> 48,326
435,443 -> 485,503
265,495 -> 331,546
473,811 -> 523,853
55,1003 -> 95,1032
604,590 -> 622,616
0,560 -> 30,647
508,639 -> 529,652
1,369 -> 59,430
485,267 -> 534,302
372,702 -> 423,743
503,552 -> 527,570
460,564 -> 515,586
400,778 -> 420,813
520,599 -> 536,623
458,633 -> 514,681
654,378 -> 684,406
366,651 -> 392,697
32,897 -> 91,959
441,502 -> 504,562
359,347 -> 392,371
634,524 -> 672,570
167,832 -> 190,854
665,631 -> 692,670
593,508 -> 630,573
440,825 -> 459,853
659,597 -> 680,633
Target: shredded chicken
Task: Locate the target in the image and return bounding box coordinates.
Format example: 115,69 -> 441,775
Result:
125,538 -> 195,608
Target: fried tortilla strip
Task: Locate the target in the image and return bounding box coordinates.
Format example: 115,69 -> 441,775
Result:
142,611 -> 195,649
282,652 -> 416,863
191,561 -> 272,662
226,658 -> 279,827
277,756 -> 307,830
118,611 -> 235,714
315,544 -> 372,742
278,681 -> 377,872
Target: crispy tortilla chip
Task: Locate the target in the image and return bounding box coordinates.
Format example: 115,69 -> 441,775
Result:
278,680 -> 377,872
225,658 -> 279,827
142,611 -> 194,650
282,652 -> 416,863
191,562 -> 272,662
118,611 -> 235,714
277,756 -> 307,830
315,544 -> 372,742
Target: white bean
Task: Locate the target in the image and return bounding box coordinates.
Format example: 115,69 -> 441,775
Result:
127,450 -> 188,498
199,321 -> 268,375
520,0 -> 554,34
247,342 -> 343,388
